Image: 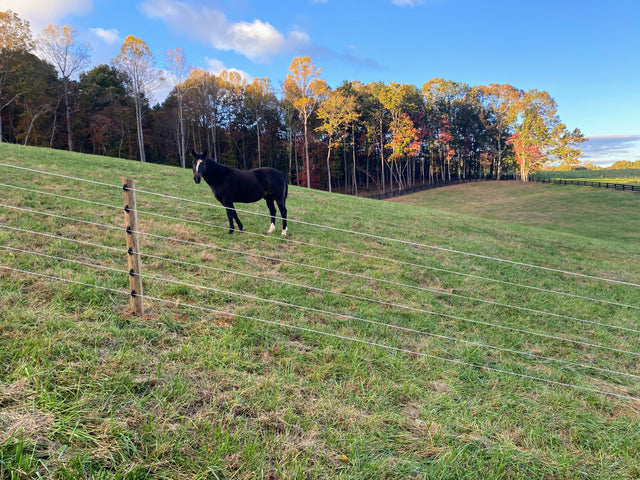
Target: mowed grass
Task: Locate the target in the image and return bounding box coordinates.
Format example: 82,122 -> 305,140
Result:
1,143 -> 639,479
533,168 -> 640,186
389,180 -> 640,244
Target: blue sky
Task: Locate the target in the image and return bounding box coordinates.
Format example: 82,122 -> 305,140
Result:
5,0 -> 639,166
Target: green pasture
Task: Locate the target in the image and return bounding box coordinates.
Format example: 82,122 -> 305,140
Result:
533,168 -> 640,186
1,143 -> 639,479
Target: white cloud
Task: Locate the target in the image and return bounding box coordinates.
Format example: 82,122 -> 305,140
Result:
581,135 -> 640,166
89,28 -> 121,46
205,57 -> 253,84
2,0 -> 92,32
140,0 -> 309,61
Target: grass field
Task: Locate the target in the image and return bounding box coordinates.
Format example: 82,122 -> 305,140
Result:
532,169 -> 640,186
1,143 -> 640,479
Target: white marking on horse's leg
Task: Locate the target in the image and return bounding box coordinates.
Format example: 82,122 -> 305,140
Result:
268,223 -> 275,233
281,227 -> 287,237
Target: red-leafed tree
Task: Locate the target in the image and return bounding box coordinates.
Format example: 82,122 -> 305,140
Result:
388,113 -> 421,190
435,117 -> 455,181
507,131 -> 545,181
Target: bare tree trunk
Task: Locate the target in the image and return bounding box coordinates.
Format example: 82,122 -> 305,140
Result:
49,96 -> 61,148
134,98 -> 146,162
326,143 -> 332,193
351,123 -> 357,196
380,118 -> 385,194
304,120 -> 310,188
256,117 -> 262,168
63,78 -> 73,151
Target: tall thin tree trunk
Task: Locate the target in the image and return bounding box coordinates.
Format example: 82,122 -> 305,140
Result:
49,96 -> 61,148
256,117 -> 262,167
380,118 -> 385,194
351,123 -> 357,196
63,78 -> 73,151
134,99 -> 146,162
326,143 -> 332,193
304,120 -> 310,188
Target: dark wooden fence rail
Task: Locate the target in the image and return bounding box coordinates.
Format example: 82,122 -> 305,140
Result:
531,177 -> 640,192
367,175 -> 640,200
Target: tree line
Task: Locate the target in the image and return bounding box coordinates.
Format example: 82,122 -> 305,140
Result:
1,10 -> 586,194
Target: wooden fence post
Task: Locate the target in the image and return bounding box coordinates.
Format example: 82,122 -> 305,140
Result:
122,178 -> 143,316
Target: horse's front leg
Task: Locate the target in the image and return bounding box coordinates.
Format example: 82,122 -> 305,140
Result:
223,201 -> 243,234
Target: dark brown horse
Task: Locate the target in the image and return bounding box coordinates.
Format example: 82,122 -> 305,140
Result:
192,151 -> 288,235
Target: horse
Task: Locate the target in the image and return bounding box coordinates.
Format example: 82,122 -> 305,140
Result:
191,150 -> 288,236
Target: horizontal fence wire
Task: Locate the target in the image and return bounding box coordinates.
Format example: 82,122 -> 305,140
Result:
3,242 -> 640,378
1,262 -> 638,402
2,202 -> 636,336
2,180 -> 637,310
1,162 -> 639,402
1,162 -> 638,288
2,222 -> 638,361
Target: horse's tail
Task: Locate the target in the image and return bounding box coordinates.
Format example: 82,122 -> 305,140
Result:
283,173 -> 288,200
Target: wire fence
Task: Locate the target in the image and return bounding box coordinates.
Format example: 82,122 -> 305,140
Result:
1,161 -> 639,402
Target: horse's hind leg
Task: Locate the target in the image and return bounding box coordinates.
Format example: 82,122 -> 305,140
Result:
265,197 -> 277,233
276,198 -> 287,236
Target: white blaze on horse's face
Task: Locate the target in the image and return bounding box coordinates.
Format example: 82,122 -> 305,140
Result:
193,158 -> 204,184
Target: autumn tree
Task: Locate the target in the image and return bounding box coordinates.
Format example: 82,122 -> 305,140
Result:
37,24 -> 90,151
0,10 -> 34,52
283,56 -> 327,188
378,82 -> 422,189
509,89 -> 563,181
165,48 -> 190,167
0,10 -> 35,143
112,35 -> 161,162
478,84 -> 522,179
316,89 -> 359,192
245,77 -> 275,167
550,125 -> 586,170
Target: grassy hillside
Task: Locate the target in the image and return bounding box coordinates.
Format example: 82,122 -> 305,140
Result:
1,143 -> 639,479
389,180 -> 640,244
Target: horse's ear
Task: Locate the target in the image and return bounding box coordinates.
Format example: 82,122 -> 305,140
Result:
191,150 -> 197,157
203,150 -> 208,158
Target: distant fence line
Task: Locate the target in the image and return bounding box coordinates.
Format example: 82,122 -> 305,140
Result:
530,177 -> 640,192
367,175 -> 640,200
366,175 -> 516,200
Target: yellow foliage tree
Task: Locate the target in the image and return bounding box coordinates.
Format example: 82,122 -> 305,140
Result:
283,56 -> 327,187
38,24 -> 90,151
112,35 -> 161,162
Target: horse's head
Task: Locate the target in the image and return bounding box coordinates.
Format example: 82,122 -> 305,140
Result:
191,150 -> 208,184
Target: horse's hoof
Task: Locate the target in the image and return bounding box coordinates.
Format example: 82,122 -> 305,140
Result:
228,230 -> 234,234
268,223 -> 276,234
281,228 -> 288,237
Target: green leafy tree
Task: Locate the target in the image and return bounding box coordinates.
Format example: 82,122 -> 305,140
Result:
0,10 -> 35,143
